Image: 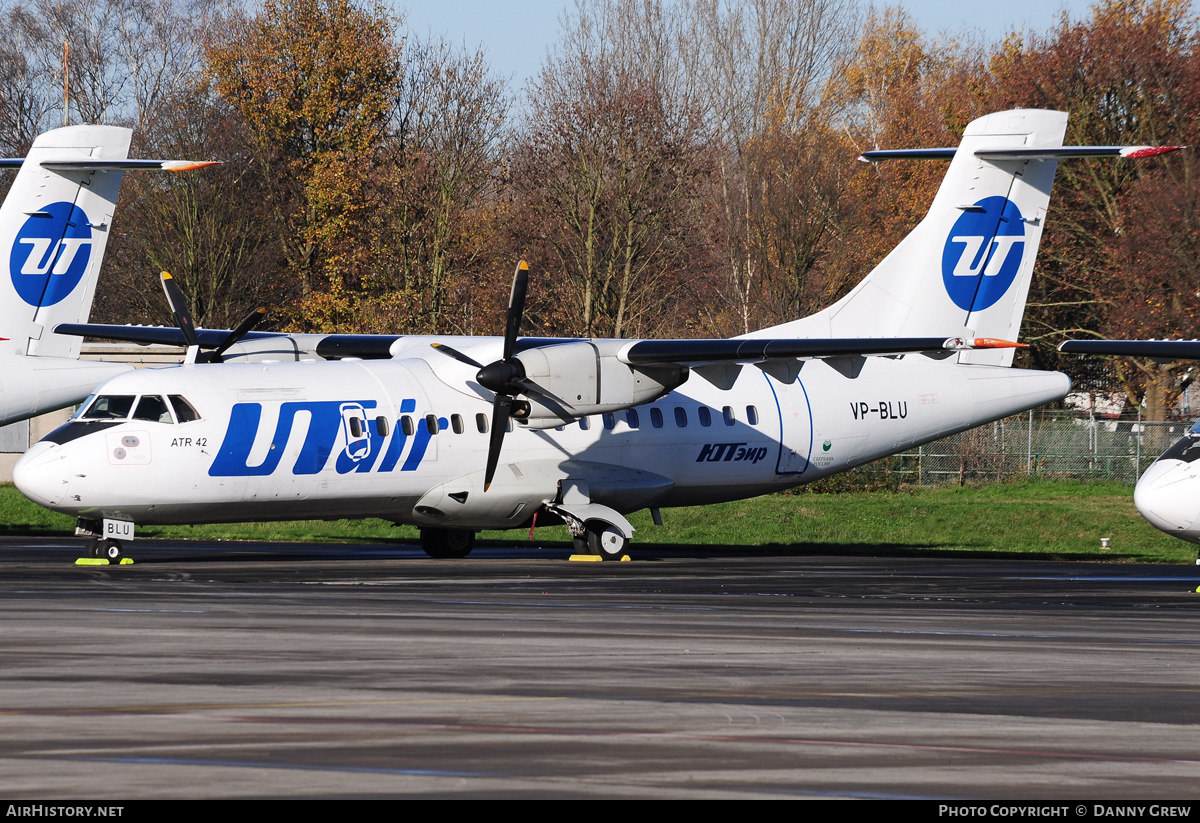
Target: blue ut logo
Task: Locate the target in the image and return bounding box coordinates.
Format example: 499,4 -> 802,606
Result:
941,196 -> 1026,312
9,202 -> 93,307
208,400 -> 442,477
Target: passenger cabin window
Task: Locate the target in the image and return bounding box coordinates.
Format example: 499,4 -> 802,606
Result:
626,409 -> 640,429
348,417 -> 363,438
451,414 -> 464,434
81,395 -> 135,420
476,413 -> 489,433
169,395 -> 200,422
425,414 -> 440,434
746,405 -> 759,425
578,417 -> 590,431
650,408 -> 663,429
674,407 -> 687,428
722,406 -> 735,426
698,407 -> 711,427
603,413 -> 616,431
133,395 -> 171,423
401,416 -> 415,436
375,416 -> 390,436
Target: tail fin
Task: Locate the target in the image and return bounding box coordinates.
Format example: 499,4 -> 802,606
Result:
0,125 -> 133,360
759,109 -> 1070,366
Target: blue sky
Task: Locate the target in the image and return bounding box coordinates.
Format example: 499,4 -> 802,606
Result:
397,1 -> 1196,95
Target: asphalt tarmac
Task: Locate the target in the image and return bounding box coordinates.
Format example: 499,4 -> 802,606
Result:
3,536 -> 1200,799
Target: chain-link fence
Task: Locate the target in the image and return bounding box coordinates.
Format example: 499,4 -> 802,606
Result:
851,411 -> 1191,487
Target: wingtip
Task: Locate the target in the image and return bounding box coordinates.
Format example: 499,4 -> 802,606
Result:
161,160 -> 223,172
1121,145 -> 1185,159
971,337 -> 1028,349
517,260 -> 529,271
161,271 -> 173,281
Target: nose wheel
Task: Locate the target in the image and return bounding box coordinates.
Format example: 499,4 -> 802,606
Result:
87,538 -> 124,564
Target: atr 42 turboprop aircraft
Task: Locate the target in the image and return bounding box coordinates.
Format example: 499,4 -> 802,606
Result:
14,109 -> 1180,563
0,124 -> 217,426
1060,339 -> 1200,544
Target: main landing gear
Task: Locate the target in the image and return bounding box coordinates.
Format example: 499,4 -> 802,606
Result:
421,528 -> 476,559
570,521 -> 630,560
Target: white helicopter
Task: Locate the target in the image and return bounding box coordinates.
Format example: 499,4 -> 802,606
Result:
14,109 -> 1180,562
0,124 -> 216,426
1059,339 -> 1200,544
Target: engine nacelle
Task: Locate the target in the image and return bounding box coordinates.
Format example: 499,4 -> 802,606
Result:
513,340 -> 686,428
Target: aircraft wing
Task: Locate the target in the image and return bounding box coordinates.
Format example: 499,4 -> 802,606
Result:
618,336 -> 1021,365
1059,340 -> 1200,359
58,322 -> 1022,364
55,323 -> 282,348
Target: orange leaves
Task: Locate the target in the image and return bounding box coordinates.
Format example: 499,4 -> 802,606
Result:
207,0 -> 398,165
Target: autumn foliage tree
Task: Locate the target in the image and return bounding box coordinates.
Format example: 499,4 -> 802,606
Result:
357,37 -> 510,335
987,0 -> 1200,417
206,0 -> 400,328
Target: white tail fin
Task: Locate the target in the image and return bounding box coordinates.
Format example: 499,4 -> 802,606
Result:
0,125 -> 133,360
757,109 -> 1070,366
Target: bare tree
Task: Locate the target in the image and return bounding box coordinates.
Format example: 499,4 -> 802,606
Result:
513,2 -> 713,339
680,0 -> 859,333
367,34 -> 510,333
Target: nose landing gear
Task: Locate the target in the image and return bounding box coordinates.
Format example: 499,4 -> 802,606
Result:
83,538 -> 126,564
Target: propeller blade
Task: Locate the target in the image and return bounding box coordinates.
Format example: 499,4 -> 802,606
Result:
502,260 -> 529,360
206,307 -> 268,362
481,260 -> 534,492
484,394 -> 514,491
160,271 -> 200,349
430,342 -> 485,369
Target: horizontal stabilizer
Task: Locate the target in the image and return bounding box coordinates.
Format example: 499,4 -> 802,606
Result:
0,159 -> 220,171
859,145 -> 1183,163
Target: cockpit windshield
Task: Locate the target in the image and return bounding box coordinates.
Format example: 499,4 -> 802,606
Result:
78,393 -> 201,424
80,395 -> 136,420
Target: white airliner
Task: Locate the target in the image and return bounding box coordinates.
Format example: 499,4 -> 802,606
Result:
13,109 -> 1179,563
0,124 -> 217,426
1059,339 -> 1200,544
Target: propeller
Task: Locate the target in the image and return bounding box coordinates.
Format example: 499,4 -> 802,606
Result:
478,261 -> 532,491
431,261 -> 540,491
160,271 -> 267,364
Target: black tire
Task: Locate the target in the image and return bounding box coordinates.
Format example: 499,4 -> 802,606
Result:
98,539 -> 123,564
86,539 -> 101,558
421,528 -> 475,559
585,523 -> 629,560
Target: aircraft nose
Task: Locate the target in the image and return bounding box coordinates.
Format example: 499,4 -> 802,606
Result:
13,441 -> 71,508
1134,458 -> 1200,542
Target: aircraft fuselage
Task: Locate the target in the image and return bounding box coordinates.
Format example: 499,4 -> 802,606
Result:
15,350 -> 1070,532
